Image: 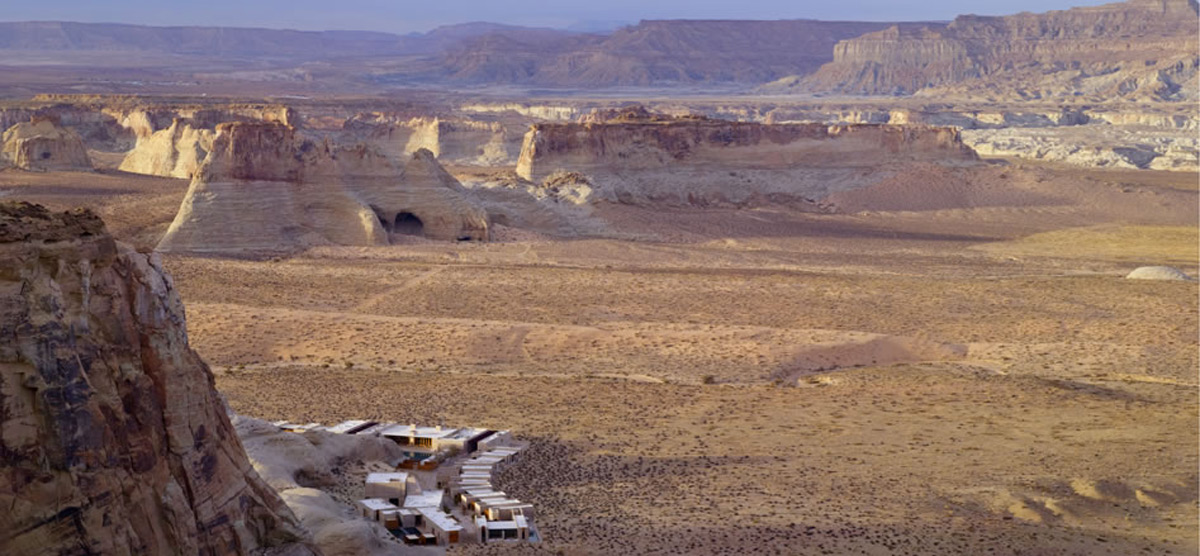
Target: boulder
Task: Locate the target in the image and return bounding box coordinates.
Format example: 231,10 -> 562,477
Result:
1125,266 -> 1195,280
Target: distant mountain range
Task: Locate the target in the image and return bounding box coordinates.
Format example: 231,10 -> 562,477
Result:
0,0 -> 1196,99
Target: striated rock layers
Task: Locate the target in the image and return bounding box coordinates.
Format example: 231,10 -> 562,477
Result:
800,0 -> 1199,101
0,202 -> 319,556
1,118 -> 93,171
158,122 -> 489,252
516,113 -> 978,207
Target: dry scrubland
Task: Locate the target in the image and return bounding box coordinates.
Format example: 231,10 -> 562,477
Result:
2,161 -> 1196,554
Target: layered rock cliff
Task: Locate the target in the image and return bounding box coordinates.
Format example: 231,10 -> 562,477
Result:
516,113 -> 978,207
799,0 -> 1200,100
158,122 -> 488,252
0,202 -> 319,556
1,118 -> 93,171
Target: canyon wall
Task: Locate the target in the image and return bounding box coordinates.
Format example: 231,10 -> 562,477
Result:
799,0 -> 1199,101
0,202 -> 319,556
158,122 -> 488,252
516,115 -> 978,207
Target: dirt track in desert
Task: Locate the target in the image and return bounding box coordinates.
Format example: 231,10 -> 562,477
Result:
5,160 -> 1197,555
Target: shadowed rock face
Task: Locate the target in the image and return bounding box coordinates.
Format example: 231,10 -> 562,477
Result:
800,0 -> 1199,100
0,202 -> 320,556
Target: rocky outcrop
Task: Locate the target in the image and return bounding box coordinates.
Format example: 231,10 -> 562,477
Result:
1,118 -> 93,171
158,122 -> 489,252
961,125 -> 1198,171
0,202 -> 319,556
800,0 -> 1200,101
515,113 -> 978,207
234,417 -> 406,556
1126,266 -> 1195,280
345,115 -> 518,166
119,119 -> 216,179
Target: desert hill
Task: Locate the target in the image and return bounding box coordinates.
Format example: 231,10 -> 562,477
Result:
438,19 -> 930,86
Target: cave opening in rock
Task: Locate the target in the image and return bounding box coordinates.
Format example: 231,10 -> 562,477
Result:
394,212 -> 424,237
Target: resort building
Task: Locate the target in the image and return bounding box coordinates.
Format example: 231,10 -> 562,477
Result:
365,472 -> 416,504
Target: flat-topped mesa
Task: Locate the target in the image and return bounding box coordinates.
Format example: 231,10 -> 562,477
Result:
0,201 -> 319,556
802,0 -> 1200,100
515,117 -> 977,207
158,121 -> 488,253
1,117 -> 93,171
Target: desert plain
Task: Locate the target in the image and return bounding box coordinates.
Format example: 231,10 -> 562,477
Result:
6,153 -> 1196,555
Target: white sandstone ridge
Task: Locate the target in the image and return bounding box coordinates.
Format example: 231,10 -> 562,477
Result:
344,114 -> 519,166
515,111 -> 979,207
158,121 -> 489,253
1126,266 -> 1196,281
1,117 -> 93,171
119,118 -> 216,178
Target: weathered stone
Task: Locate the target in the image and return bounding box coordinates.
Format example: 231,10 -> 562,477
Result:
0,202 -> 321,556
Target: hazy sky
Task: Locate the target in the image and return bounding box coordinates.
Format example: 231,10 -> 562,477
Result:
3,0 -> 1118,33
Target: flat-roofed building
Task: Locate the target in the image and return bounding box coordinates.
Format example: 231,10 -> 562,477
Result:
403,490 -> 444,510
325,420 -> 377,434
365,472 -> 415,504
416,507 -> 463,545
357,498 -> 399,523
483,502 -> 535,521
380,424 -> 494,454
476,515 -> 530,543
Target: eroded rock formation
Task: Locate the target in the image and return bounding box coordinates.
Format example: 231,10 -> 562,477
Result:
0,202 -> 319,556
516,113 -> 978,207
119,119 -> 217,179
1,117 -> 93,171
345,115 -> 518,165
800,0 -> 1200,101
158,122 -> 488,252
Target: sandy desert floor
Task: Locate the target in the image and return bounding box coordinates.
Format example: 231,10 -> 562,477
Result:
2,160 -> 1196,555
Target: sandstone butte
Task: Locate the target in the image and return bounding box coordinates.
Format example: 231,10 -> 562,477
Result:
515,111 -> 979,207
796,0 -> 1199,100
156,121 -> 490,253
1,117 -> 94,172
0,201 -> 320,556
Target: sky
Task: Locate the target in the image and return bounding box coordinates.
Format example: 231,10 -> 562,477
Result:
1,0 -> 1119,34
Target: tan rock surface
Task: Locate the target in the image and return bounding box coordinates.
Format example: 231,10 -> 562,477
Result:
0,202 -> 318,556
1,117 -> 93,171
157,122 -> 489,252
516,114 -> 978,207
119,119 -> 217,179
